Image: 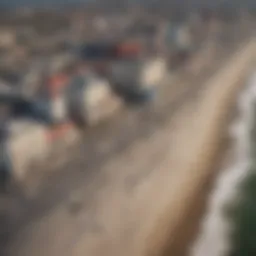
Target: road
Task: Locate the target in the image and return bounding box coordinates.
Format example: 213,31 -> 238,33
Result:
0,28 -> 252,256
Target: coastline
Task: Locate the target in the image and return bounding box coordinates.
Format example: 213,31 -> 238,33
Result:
156,69 -> 243,256
135,40 -> 255,256
190,71 -> 256,256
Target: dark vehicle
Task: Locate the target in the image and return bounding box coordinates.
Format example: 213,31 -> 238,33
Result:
80,42 -> 117,61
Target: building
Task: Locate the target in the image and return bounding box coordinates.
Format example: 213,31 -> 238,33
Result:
0,28 -> 16,49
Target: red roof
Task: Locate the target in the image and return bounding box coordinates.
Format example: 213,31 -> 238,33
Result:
48,74 -> 69,96
115,42 -> 142,57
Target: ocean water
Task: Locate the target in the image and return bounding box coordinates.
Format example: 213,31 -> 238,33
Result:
189,71 -> 256,256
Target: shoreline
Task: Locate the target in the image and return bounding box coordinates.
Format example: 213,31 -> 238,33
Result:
141,41 -> 255,256
189,72 -> 256,256
153,73 -> 243,256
